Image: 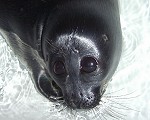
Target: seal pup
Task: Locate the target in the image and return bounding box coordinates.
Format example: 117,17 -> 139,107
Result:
0,0 -> 122,109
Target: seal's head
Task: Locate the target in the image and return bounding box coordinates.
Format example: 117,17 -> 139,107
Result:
41,1 -> 122,109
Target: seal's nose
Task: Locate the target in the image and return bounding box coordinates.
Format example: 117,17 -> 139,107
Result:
65,91 -> 100,109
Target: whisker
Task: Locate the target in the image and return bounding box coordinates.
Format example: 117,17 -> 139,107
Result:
110,104 -> 134,111
103,108 -> 121,120
98,90 -> 141,120
104,90 -> 141,99
57,100 -> 65,104
46,38 -> 68,57
106,98 -> 140,112
95,103 -> 109,120
105,95 -> 141,100
101,101 -> 123,120
57,105 -> 67,112
104,88 -> 125,95
70,108 -> 77,118
92,108 -> 103,120
106,104 -> 127,117
101,113 -> 107,120
45,38 -> 58,51
45,40 -> 56,49
48,96 -> 65,105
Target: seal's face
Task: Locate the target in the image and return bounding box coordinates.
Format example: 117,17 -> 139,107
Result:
41,1 -> 122,109
45,34 -> 109,109
43,33 -> 107,109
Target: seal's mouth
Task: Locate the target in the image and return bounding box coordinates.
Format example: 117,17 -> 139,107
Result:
50,80 -> 104,109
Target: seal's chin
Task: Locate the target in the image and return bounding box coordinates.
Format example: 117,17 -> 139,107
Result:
64,95 -> 101,109
49,81 -> 105,109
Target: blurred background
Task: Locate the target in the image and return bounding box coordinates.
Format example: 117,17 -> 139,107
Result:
0,0 -> 150,119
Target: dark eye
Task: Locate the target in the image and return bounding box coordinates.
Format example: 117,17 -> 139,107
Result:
81,57 -> 98,73
53,61 -> 66,75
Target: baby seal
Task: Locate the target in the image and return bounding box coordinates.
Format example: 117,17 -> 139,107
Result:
0,0 -> 122,109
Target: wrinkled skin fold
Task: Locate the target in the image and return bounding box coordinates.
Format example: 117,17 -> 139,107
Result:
0,0 -> 122,109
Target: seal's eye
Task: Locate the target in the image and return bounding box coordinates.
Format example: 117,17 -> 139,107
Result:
81,57 -> 98,73
53,61 -> 66,75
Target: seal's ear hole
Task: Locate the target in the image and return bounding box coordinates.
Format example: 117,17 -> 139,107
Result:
80,57 -> 98,73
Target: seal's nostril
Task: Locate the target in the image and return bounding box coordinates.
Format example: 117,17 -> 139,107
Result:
79,92 -> 83,97
87,96 -> 91,99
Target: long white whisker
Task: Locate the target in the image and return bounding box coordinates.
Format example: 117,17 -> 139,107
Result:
106,98 -> 140,112
104,88 -> 125,95
104,90 -> 141,99
103,108 -> 121,120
